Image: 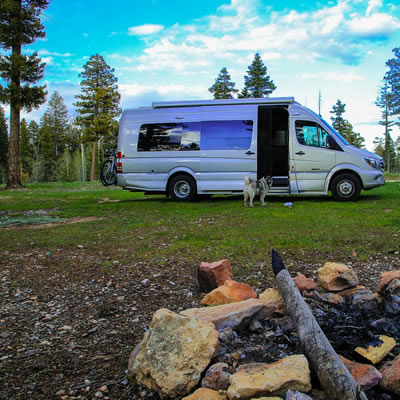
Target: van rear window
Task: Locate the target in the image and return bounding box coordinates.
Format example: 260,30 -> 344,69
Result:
138,120 -> 253,151
138,123 -> 200,151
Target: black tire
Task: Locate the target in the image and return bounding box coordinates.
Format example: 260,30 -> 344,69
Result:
100,160 -> 117,186
168,174 -> 197,202
331,173 -> 361,202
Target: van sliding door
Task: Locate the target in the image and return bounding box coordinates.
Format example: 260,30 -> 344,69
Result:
198,106 -> 257,193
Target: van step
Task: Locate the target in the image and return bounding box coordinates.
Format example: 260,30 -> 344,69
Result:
269,186 -> 290,194
271,177 -> 289,186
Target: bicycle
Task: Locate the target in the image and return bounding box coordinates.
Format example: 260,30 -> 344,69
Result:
100,150 -> 117,186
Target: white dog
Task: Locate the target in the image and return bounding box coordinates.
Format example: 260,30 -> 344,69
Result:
244,176 -> 273,207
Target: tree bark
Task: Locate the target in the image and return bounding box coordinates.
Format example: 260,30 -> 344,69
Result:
90,141 -> 97,181
271,249 -> 367,400
6,42 -> 23,189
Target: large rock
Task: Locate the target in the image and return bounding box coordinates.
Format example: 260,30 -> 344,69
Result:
380,354 -> 400,395
198,259 -> 233,292
339,355 -> 382,390
182,388 -> 228,400
181,299 -> 274,331
293,273 -> 318,292
383,279 -> 400,315
201,280 -> 257,306
352,288 -> 379,312
227,355 -> 311,399
320,292 -> 344,305
201,362 -> 231,391
377,271 -> 400,293
259,288 -> 286,314
132,308 -> 219,398
317,262 -> 358,291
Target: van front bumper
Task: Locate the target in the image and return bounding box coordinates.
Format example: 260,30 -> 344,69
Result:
362,171 -> 385,189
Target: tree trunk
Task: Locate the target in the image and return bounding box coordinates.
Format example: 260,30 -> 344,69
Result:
271,249 -> 367,400
6,42 -> 23,189
81,143 -> 86,182
90,141 -> 97,181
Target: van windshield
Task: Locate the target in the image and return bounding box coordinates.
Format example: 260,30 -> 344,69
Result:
319,117 -> 349,145
306,107 -> 349,145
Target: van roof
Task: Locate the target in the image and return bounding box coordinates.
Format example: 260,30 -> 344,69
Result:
152,97 -> 295,108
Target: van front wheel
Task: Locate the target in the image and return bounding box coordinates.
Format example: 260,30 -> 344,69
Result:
331,173 -> 361,202
169,175 -> 197,202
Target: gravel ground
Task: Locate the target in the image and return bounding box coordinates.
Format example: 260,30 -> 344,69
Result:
1,244 -> 399,399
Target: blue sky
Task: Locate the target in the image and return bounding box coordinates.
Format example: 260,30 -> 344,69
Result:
16,0 -> 400,149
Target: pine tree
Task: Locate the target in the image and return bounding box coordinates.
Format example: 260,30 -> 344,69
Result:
20,118 -> 32,177
0,0 -> 49,188
342,120 -> 365,148
375,79 -> 395,171
239,53 -> 276,98
0,107 -> 8,184
208,67 -> 238,99
74,54 -> 121,181
330,99 -> 346,136
385,47 -> 400,122
38,118 -> 54,181
44,91 -> 70,158
373,136 -> 385,158
330,100 -> 365,148
27,120 -> 40,181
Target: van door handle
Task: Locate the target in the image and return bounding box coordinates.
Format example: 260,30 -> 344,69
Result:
245,151 -> 255,155
295,151 -> 305,155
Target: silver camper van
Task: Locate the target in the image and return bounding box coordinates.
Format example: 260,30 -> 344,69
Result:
116,97 -> 384,201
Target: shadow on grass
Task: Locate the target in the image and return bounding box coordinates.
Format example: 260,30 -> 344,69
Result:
117,192 -> 384,205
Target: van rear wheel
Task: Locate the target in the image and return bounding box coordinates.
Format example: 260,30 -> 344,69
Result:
331,173 -> 361,202
169,175 -> 197,202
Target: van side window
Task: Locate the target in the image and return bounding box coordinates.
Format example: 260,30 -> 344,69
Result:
138,120 -> 252,151
200,120 -> 253,150
295,120 -> 338,150
138,123 -> 200,151
295,121 -> 319,147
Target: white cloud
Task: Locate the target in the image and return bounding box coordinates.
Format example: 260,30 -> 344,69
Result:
348,13 -> 400,37
38,50 -> 73,57
366,0 -> 382,16
128,24 -> 164,36
301,71 -> 365,83
129,0 -> 400,72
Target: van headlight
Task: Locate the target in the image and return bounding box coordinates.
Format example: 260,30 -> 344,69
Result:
364,157 -> 379,169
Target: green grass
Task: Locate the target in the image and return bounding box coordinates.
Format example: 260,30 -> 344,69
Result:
0,181 -> 399,268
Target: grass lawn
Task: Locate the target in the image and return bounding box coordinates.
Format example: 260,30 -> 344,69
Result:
0,180 -> 399,400
0,181 -> 399,270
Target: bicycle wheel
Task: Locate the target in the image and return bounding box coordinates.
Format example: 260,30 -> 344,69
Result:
100,160 -> 117,186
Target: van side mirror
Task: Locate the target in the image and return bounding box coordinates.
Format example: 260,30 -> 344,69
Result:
327,135 -> 342,151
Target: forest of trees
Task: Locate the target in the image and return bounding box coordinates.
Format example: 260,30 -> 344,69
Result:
1,1 -> 400,187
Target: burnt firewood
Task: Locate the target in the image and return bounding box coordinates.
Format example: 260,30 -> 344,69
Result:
271,249 -> 367,400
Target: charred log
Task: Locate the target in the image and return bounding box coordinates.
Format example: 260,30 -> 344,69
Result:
271,249 -> 368,400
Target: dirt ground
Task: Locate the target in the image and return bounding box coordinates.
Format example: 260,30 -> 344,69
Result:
1,241 -> 400,399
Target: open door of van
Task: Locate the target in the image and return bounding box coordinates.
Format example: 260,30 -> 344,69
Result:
257,107 -> 290,194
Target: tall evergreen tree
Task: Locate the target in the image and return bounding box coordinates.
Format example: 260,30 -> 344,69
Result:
208,67 -> 238,99
0,107 -> 8,183
44,91 -> 70,157
375,79 -> 395,171
27,119 -> 40,181
239,53 -> 276,98
0,0 -> 49,188
330,99 -> 365,148
342,120 -> 365,148
385,47 -> 400,123
38,115 -> 54,181
74,54 -> 121,181
20,118 -> 32,176
330,99 -> 346,136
